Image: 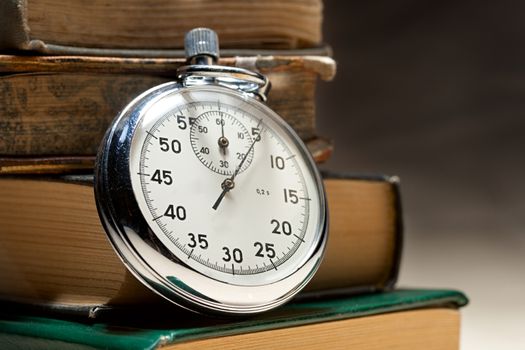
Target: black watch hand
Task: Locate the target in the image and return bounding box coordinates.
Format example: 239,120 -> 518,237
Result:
217,111 -> 228,155
212,121 -> 263,210
212,178 -> 234,210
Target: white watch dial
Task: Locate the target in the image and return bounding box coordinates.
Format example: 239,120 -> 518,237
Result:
129,86 -> 322,286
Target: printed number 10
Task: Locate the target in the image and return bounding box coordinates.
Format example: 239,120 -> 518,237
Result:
270,155 -> 285,170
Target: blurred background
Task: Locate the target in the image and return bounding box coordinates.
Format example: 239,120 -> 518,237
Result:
317,1 -> 525,349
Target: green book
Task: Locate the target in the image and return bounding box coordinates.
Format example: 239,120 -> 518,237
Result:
0,289 -> 467,350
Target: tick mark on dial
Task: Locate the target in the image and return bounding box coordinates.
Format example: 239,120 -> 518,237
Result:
294,234 -> 305,243
270,259 -> 278,270
146,131 -> 158,139
152,215 -> 163,221
286,154 -> 296,160
188,249 -> 194,259
299,197 -> 311,201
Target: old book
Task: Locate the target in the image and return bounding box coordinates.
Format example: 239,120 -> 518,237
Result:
0,54 -> 335,157
0,137 -> 333,175
1,0 -> 322,54
0,174 -> 401,309
0,140 -> 333,175
0,290 -> 468,349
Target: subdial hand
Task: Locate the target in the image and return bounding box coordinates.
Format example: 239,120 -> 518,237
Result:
212,121 -> 263,210
217,111 -> 229,155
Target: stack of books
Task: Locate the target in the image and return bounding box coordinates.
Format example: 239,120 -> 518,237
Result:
0,1 -> 468,349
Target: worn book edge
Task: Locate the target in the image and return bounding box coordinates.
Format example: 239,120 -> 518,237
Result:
0,54 -> 336,81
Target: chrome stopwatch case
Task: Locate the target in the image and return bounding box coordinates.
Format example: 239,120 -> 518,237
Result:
95,28 -> 328,315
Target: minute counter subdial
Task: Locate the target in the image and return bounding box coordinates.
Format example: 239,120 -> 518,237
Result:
190,110 -> 254,175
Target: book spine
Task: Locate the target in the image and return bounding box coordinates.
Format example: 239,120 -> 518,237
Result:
386,176 -> 403,289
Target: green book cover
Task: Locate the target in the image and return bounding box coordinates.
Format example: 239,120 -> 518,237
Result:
0,289 -> 468,350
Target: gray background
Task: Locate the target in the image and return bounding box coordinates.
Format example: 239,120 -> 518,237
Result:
317,1 -> 525,348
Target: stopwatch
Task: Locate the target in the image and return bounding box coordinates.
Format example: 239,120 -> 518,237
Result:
95,28 -> 328,315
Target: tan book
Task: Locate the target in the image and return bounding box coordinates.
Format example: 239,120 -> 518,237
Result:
1,0 -> 323,54
0,54 -> 335,159
0,137 -> 334,175
0,174 -> 401,309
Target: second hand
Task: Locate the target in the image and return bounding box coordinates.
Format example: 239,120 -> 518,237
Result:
212,120 -> 263,210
